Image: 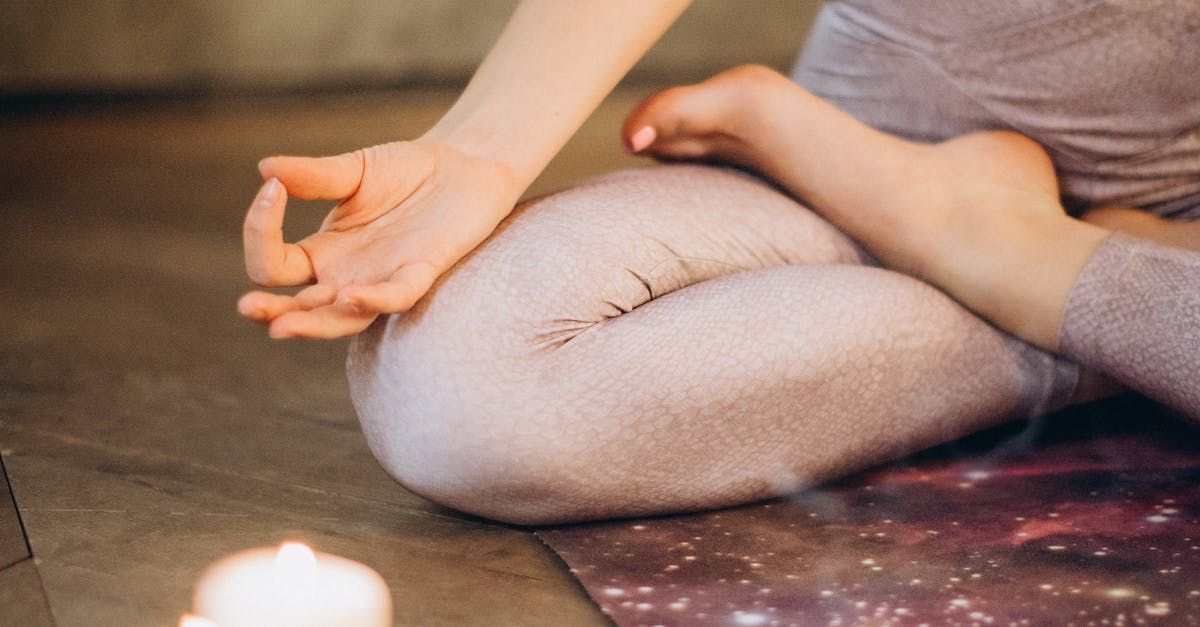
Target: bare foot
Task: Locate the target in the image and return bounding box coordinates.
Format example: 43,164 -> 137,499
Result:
625,65 -> 1110,353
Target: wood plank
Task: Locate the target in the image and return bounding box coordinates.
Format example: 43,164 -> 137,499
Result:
0,87 -> 649,625
0,559 -> 55,626
0,456 -> 32,570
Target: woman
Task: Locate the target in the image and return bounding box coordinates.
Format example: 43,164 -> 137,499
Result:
237,1 -> 1199,524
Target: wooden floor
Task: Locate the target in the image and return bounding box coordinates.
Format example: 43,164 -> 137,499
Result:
0,86 -> 657,625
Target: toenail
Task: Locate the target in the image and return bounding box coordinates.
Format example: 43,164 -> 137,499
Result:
629,126 -> 657,153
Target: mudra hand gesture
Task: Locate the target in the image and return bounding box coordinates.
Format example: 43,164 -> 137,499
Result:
238,139 -> 519,339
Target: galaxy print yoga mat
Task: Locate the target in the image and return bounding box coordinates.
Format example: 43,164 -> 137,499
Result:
536,397 -> 1200,626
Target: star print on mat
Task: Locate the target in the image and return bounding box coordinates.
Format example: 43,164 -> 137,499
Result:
538,397 -> 1200,626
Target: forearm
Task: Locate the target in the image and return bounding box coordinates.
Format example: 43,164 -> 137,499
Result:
424,0 -> 691,190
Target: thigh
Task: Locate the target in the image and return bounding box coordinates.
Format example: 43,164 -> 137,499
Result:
352,163 -> 867,413
364,163 -> 869,353
348,164 -> 1077,523
535,264 -> 1075,520
490,163 -> 870,336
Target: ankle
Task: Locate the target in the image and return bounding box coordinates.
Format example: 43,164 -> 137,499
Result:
1082,206 -> 1200,252
938,210 -> 1109,351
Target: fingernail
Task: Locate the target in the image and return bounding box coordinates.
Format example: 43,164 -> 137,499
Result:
629,126 -> 656,153
257,178 -> 280,205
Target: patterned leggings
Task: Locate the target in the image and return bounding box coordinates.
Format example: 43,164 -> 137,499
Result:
347,0 -> 1200,525
347,165 -> 1125,524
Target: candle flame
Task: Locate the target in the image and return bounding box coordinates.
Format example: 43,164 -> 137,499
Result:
273,541 -> 318,600
275,542 -> 317,570
179,614 -> 219,627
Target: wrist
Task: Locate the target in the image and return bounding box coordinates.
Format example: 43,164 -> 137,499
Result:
422,118 -> 547,193
413,132 -> 526,210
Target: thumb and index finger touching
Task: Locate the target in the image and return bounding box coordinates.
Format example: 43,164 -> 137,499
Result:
242,150 -> 366,287
241,148 -> 434,338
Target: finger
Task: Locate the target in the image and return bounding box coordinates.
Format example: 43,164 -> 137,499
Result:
243,178 -> 315,286
258,150 -> 365,201
268,303 -> 376,340
237,291 -> 294,323
337,263 -> 439,314
237,285 -> 337,323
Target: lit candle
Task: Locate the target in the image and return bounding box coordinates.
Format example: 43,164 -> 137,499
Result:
186,542 -> 391,627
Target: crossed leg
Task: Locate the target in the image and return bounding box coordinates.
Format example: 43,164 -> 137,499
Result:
346,165 -> 1078,524
626,65 -> 1200,419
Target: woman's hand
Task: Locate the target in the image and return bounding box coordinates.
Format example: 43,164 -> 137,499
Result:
237,139 -> 521,339
236,0 -> 693,340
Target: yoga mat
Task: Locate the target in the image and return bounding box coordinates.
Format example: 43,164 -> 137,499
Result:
537,398 -> 1200,626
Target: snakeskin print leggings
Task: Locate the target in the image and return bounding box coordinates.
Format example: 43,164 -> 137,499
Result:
1060,233 -> 1199,420
346,0 -> 1200,524
346,167 -> 1198,526
348,164 -> 1102,525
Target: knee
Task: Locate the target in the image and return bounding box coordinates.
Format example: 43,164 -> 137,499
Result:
339,173 -> 636,524
346,319 -> 589,525
339,192 -> 598,525
339,167 -> 716,523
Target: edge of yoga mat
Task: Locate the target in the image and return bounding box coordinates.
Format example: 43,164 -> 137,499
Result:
536,399 -> 1200,626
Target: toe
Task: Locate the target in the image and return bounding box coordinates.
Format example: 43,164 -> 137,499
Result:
623,64 -> 789,160
623,84 -> 728,157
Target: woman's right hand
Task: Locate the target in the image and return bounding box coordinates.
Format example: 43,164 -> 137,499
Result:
235,0 -> 694,340
237,139 -> 522,339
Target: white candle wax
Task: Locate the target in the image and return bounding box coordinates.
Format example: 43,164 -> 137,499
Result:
189,542 -> 391,627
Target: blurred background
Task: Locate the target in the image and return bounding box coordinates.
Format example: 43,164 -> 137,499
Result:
0,3 -> 821,625
3,1 -> 819,97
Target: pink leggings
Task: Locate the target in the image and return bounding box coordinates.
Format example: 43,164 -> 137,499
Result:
1060,232 -> 1200,418
347,165 -> 1102,524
